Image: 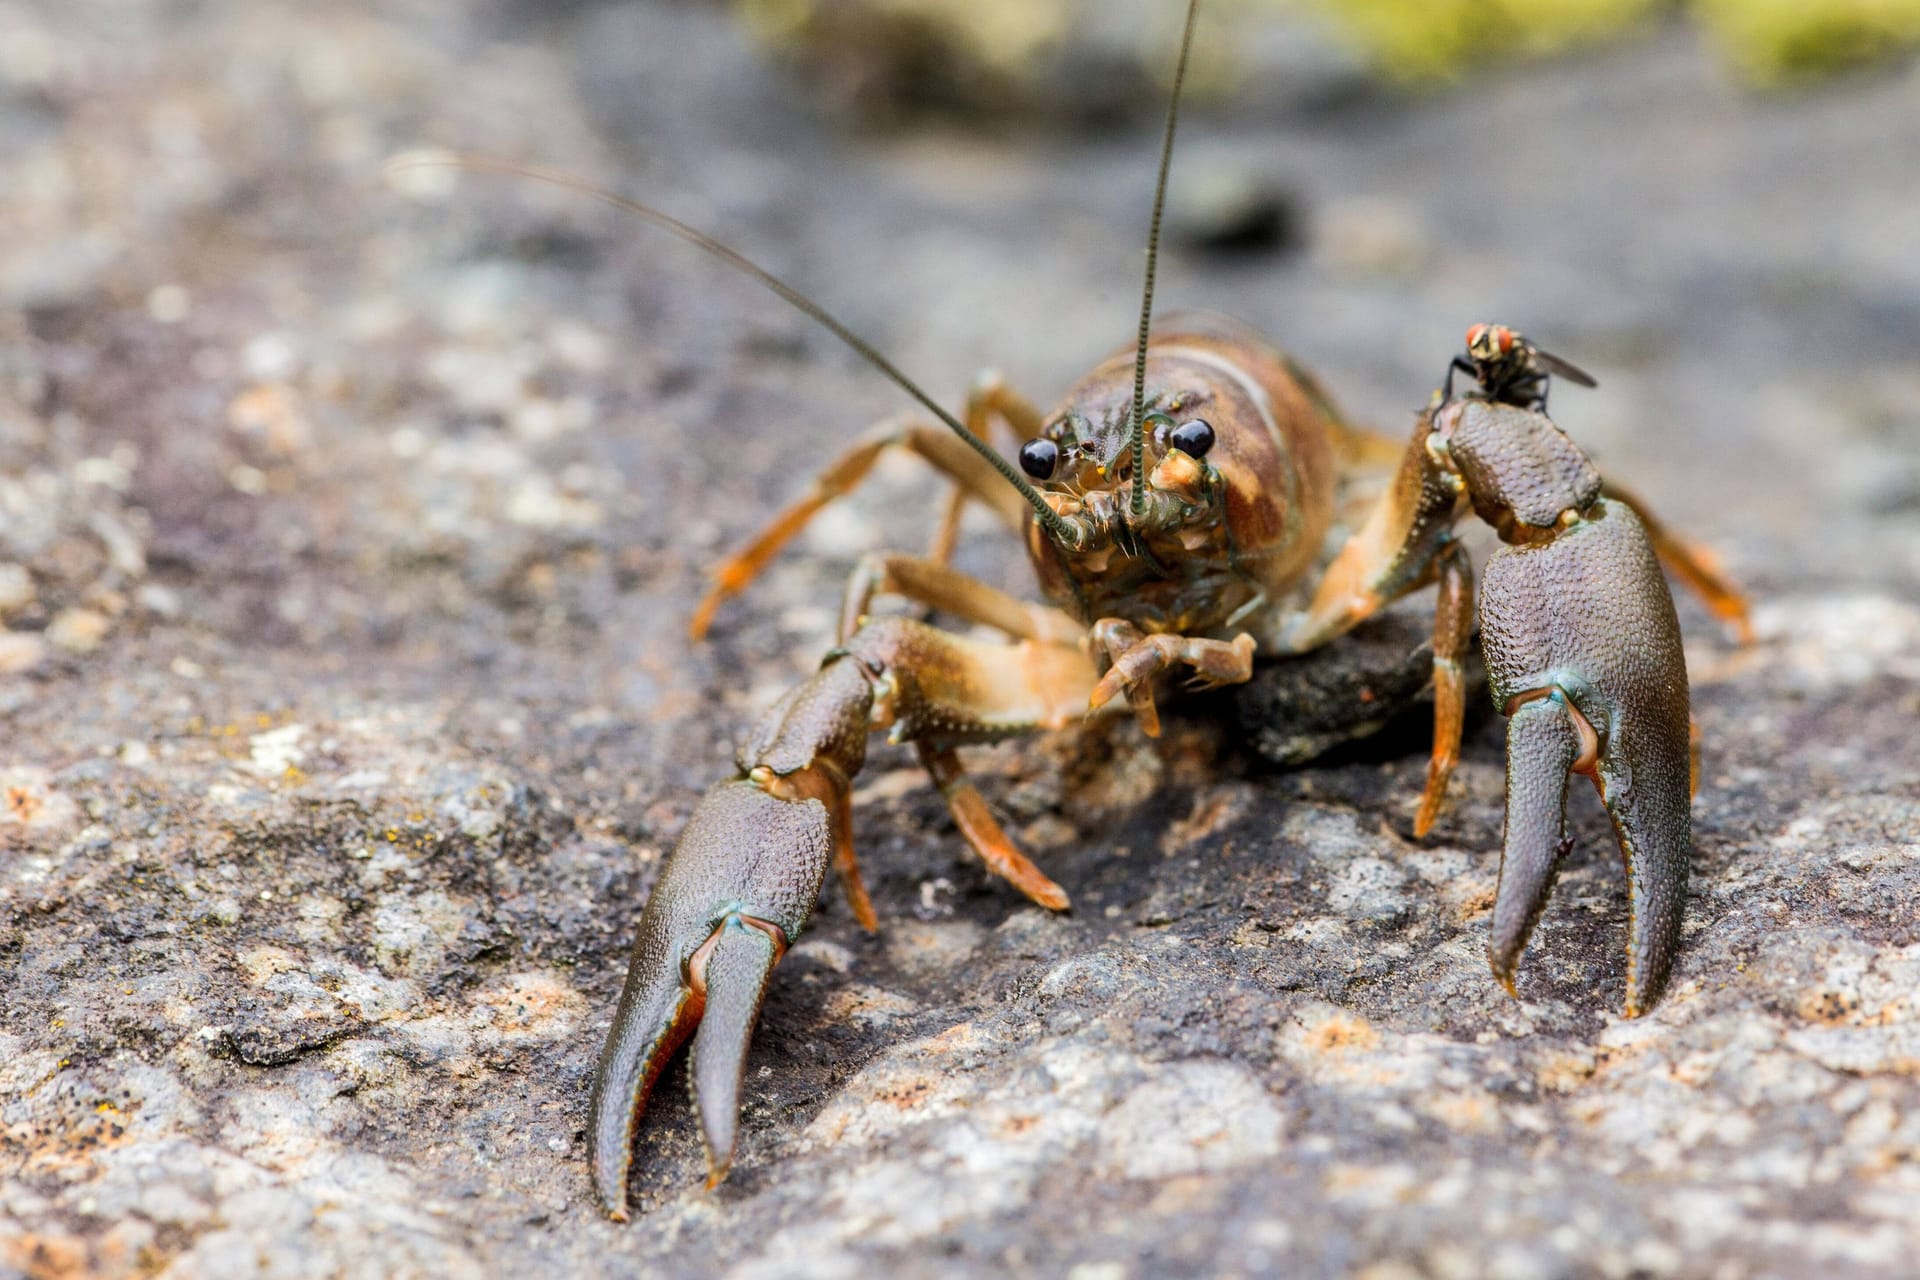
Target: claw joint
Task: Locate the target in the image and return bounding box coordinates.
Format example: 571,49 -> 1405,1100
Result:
1502,687 -> 1601,775
686,914 -> 790,998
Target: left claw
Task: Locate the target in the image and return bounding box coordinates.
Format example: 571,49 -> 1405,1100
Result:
589,779 -> 833,1217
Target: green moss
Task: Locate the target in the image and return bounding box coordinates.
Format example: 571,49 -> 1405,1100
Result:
1316,0 -> 1920,85
1310,0 -> 1664,83
736,0 -> 1920,94
1693,0 -> 1920,84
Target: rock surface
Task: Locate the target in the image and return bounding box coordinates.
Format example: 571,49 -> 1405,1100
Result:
2,3 -> 1918,1279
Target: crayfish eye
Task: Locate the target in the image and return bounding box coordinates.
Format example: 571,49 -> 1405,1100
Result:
1018,438 -> 1059,480
1168,418 -> 1216,459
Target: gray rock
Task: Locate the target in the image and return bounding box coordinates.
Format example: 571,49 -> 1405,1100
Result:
0,4 -> 1917,1280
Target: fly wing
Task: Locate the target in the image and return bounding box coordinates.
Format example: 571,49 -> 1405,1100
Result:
1531,346 -> 1598,388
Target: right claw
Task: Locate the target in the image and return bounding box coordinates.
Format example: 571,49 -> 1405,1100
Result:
1431,399 -> 1696,1017
1476,497 -> 1693,1016
589,779 -> 834,1220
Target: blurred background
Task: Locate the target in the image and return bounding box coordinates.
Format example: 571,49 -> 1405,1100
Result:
2,2 -> 1919,1277
3,0 -> 1918,670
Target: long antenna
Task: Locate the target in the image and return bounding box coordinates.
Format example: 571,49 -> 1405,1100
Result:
1128,0 -> 1202,519
387,153 -> 1072,541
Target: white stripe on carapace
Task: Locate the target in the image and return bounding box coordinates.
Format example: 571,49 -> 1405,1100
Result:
1155,344 -> 1287,461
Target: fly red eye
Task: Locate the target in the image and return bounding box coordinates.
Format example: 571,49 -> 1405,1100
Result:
1466,323 -> 1488,348
1495,326 -> 1515,354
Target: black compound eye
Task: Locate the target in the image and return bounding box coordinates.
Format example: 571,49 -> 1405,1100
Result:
1169,418 -> 1216,458
1018,437 -> 1059,480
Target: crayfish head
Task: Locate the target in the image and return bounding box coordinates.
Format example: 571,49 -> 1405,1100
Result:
1020,401 -> 1217,501
1026,410 -> 1226,570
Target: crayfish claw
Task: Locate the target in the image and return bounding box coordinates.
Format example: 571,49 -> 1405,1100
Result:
589,780 -> 834,1219
689,917 -> 784,1186
1487,693 -> 1582,995
590,943 -> 701,1222
1594,716 -> 1693,1018
1473,473 -> 1692,1015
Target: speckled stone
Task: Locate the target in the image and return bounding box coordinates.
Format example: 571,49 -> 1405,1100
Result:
1,3 -> 1917,1279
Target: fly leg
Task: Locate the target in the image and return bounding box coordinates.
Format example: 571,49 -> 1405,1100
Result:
1442,354 -> 1478,403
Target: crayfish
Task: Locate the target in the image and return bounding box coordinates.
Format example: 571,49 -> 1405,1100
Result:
480,0 -> 1758,1220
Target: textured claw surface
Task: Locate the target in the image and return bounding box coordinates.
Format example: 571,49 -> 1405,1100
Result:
1477,494 -> 1691,1014
690,919 -> 782,1186
589,939 -> 698,1222
1444,397 -> 1602,533
593,615 -> 1103,1218
1597,715 -> 1693,1017
589,779 -> 834,1219
1489,694 -> 1580,993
